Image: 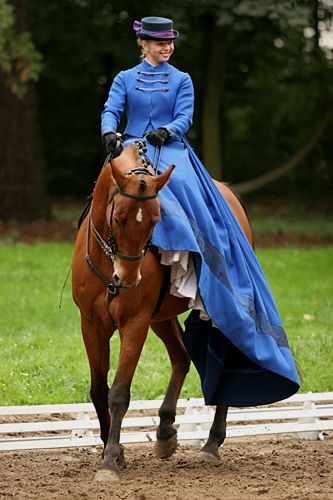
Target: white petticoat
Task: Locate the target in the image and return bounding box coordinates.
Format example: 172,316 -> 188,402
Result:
159,249 -> 210,321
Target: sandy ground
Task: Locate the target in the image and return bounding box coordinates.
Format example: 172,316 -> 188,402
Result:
1,436 -> 332,500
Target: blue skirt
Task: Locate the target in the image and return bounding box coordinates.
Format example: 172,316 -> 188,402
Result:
125,136 -> 300,407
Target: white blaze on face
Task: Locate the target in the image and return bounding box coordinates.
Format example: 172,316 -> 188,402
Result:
113,258 -> 122,278
136,208 -> 143,223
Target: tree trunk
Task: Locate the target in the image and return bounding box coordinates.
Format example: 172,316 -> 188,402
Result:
233,104 -> 333,195
202,19 -> 228,179
312,0 -> 320,50
0,0 -> 49,221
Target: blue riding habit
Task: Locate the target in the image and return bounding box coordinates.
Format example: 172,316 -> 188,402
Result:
102,59 -> 300,406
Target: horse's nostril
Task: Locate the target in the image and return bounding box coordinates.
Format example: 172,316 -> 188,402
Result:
113,273 -> 120,285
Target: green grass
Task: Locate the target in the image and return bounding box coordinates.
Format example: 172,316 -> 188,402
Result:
256,247 -> 333,392
0,243 -> 332,406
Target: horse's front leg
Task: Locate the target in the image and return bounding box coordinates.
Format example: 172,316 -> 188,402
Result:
81,317 -> 114,448
199,405 -> 228,461
95,317 -> 149,482
151,318 -> 191,459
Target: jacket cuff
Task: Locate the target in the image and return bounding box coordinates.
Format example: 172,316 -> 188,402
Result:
163,126 -> 178,141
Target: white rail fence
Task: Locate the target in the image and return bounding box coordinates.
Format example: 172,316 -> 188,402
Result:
0,392 -> 332,452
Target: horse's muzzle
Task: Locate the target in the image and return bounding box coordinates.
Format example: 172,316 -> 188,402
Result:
113,272 -> 141,288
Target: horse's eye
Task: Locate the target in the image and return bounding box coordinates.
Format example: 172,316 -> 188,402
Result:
114,217 -> 121,226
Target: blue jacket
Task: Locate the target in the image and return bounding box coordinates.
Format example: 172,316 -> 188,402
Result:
101,59 -> 194,139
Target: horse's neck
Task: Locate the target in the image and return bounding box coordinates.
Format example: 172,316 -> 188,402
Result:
113,146 -> 139,174
91,167 -> 113,234
91,146 -> 139,231
94,166 -> 111,201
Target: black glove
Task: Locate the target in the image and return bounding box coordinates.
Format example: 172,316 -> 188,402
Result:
145,128 -> 170,146
103,132 -> 123,158
103,132 -> 117,153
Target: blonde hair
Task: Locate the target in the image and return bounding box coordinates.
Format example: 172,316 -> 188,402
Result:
137,38 -> 147,60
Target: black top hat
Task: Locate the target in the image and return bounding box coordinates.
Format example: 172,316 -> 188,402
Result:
133,16 -> 179,40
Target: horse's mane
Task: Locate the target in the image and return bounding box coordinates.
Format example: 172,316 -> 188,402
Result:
114,143 -> 149,170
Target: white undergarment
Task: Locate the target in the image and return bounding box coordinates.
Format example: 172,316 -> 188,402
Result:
158,249 -> 210,321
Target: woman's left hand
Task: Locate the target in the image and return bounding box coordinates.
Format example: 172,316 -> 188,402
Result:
145,128 -> 170,146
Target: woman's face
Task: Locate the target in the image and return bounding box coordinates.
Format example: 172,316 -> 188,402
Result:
142,40 -> 174,65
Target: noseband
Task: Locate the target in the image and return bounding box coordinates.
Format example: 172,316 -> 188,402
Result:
85,167 -> 158,296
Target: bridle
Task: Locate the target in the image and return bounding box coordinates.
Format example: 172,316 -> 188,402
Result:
85,166 -> 158,296
107,170 -> 158,261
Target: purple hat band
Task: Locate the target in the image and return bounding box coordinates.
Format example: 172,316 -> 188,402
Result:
133,20 -> 178,39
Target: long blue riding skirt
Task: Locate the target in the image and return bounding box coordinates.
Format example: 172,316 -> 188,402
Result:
125,137 -> 300,407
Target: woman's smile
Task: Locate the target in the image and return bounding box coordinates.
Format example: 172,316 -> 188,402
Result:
142,40 -> 174,65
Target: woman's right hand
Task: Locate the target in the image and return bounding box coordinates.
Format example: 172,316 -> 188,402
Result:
103,132 -> 123,158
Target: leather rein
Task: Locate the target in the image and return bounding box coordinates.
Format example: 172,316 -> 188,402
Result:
85,167 -> 157,297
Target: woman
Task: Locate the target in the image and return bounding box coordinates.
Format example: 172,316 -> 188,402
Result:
101,16 -> 300,407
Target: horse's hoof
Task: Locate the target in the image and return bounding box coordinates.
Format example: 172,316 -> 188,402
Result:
154,434 -> 178,459
197,449 -> 221,463
95,468 -> 120,482
118,445 -> 127,470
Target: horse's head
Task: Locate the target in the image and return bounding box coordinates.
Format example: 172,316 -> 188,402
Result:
106,150 -> 174,288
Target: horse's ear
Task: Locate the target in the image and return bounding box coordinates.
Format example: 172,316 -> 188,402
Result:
109,161 -> 126,190
153,164 -> 175,192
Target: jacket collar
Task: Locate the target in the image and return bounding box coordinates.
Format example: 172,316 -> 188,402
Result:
139,59 -> 170,72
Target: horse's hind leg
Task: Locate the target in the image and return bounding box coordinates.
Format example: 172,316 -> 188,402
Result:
81,318 -> 113,448
199,405 -> 228,461
150,318 -> 191,459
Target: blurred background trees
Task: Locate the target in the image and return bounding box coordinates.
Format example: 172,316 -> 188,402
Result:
0,0 -> 48,220
1,0 -> 332,220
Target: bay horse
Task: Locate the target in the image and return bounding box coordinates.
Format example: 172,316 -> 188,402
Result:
72,142 -> 254,482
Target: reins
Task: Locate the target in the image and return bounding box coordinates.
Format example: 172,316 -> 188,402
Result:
152,145 -> 162,173
85,215 -> 119,298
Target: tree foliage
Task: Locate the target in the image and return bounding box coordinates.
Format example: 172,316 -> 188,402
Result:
0,0 -> 42,97
0,0 -> 332,220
